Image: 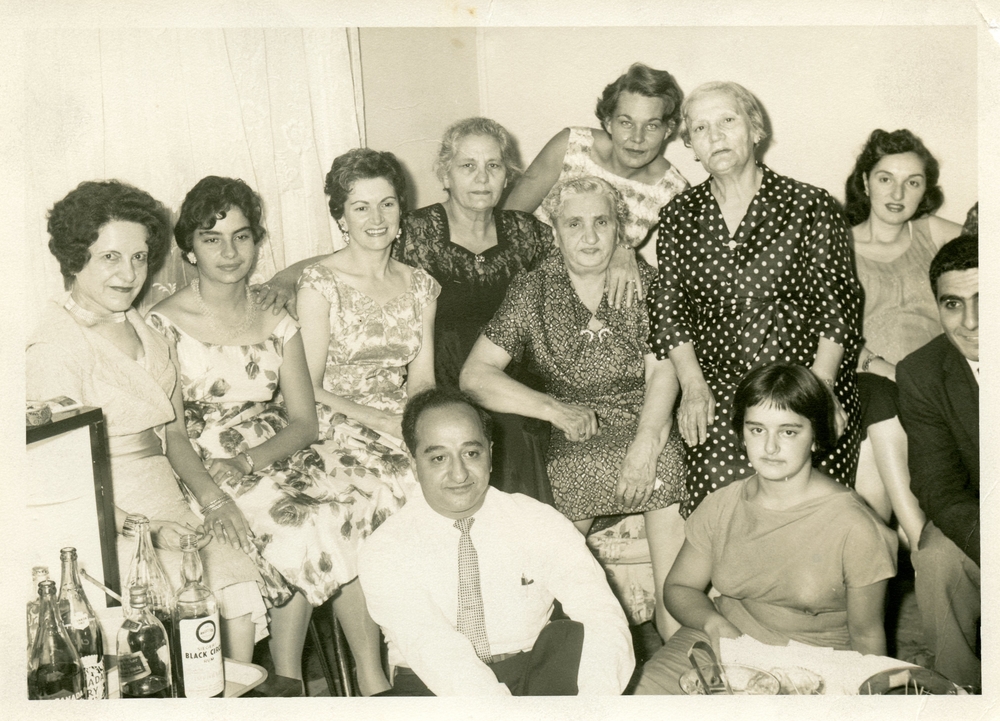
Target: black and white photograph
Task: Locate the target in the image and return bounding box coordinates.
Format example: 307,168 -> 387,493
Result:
4,1 -> 996,718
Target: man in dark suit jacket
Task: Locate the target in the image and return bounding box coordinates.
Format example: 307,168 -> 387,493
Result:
896,234 -> 979,689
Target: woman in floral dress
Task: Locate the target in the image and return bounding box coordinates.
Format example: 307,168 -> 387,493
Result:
149,175 -> 402,696
296,149 -> 439,689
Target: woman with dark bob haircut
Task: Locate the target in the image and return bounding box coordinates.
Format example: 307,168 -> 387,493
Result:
324,147 -> 408,222
28,180 -> 271,671
47,179 -> 173,286
843,129 -> 962,553
148,175 -> 407,695
635,362 -> 897,695
505,62 -> 689,303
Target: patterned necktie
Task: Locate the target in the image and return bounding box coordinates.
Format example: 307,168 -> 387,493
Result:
454,516 -> 493,664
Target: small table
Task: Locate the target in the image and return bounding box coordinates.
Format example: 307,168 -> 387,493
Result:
107,657 -> 267,698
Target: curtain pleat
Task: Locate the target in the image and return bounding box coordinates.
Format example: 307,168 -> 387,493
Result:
25,28 -> 362,327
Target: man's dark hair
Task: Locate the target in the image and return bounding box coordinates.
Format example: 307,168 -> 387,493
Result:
402,387 -> 493,455
929,234 -> 978,297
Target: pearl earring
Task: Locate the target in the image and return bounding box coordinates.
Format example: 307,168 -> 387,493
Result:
186,253 -> 197,265
394,229 -> 402,241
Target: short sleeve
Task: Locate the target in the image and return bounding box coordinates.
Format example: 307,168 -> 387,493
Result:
684,483 -> 729,557
647,199 -> 697,359
273,313 -> 301,345
481,270 -> 533,362
145,310 -> 182,345
298,263 -> 332,299
410,266 -> 441,309
841,501 -> 898,588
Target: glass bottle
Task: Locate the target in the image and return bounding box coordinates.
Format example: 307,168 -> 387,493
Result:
57,548 -> 107,699
174,533 -> 224,698
27,580 -> 85,700
117,585 -> 174,699
124,515 -> 180,690
26,566 -> 50,655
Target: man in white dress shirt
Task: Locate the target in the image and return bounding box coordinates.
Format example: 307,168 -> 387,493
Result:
358,387 -> 635,696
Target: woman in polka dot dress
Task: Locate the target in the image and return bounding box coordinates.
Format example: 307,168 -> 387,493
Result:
647,81 -> 863,516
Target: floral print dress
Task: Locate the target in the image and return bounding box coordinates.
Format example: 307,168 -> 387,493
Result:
297,262 -> 441,501
147,311 -> 404,607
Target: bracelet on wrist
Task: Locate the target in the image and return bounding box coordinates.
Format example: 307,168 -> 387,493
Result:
861,354 -> 884,373
121,513 -> 149,538
239,450 -> 255,473
200,494 -> 233,516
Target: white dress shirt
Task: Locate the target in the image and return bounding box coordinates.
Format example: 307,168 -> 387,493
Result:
358,487 -> 635,696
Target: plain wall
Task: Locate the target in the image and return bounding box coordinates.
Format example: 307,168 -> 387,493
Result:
358,26 -> 977,225
360,27 -> 482,210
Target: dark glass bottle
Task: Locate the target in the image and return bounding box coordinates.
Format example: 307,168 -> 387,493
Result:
57,547 -> 107,699
174,533 -> 224,698
27,580 -> 85,700
117,585 -> 174,699
124,515 -> 179,687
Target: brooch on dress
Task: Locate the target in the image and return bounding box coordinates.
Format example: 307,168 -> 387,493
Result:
579,327 -> 613,342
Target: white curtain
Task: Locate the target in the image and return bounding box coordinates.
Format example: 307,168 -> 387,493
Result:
24,27 -> 364,327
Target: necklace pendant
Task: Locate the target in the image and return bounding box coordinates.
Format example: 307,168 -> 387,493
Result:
474,254 -> 485,264
727,240 -> 738,251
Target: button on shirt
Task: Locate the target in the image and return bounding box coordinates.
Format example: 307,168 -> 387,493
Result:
358,487 -> 635,696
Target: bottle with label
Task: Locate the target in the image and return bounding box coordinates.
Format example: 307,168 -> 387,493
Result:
26,566 -> 50,656
174,533 -> 224,698
117,585 -> 173,699
27,580 -> 85,700
123,515 -> 178,687
57,547 -> 107,699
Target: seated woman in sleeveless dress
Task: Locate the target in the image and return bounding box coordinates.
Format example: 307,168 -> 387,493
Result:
148,176 -> 405,695
26,180 -> 270,664
844,128 -> 963,549
635,363 -> 897,695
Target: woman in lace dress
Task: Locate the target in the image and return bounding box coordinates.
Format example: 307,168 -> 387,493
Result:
149,176 -> 402,695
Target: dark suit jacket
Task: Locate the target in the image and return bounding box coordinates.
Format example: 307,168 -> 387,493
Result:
897,334 -> 980,565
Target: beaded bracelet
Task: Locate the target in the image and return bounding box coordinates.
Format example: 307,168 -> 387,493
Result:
200,494 -> 233,517
861,354 -> 884,373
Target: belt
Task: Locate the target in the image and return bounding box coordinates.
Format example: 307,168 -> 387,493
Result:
395,649 -> 524,674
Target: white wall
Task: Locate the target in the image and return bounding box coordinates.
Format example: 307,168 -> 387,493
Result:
360,26 -> 977,224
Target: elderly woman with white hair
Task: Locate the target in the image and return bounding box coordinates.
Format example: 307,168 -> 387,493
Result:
647,81 -> 864,518
461,175 -> 688,639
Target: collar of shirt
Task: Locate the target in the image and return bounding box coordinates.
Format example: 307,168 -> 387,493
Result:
967,358 -> 979,383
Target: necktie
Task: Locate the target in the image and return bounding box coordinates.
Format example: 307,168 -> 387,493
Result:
454,516 -> 492,664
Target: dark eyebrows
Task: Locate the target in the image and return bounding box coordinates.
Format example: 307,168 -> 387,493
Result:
937,292 -> 978,305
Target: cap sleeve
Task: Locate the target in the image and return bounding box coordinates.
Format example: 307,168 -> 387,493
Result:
481,269 -> 535,362
842,500 -> 899,588
410,266 -> 441,309
145,310 -> 182,346
298,263 -> 334,300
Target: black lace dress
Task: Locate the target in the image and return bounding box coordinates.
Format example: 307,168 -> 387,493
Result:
392,203 -> 556,502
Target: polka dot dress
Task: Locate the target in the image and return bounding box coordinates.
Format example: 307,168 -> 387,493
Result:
648,165 -> 864,517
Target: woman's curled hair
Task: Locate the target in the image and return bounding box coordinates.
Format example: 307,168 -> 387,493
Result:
731,362 -> 838,462
324,148 -> 407,220
47,179 -> 172,286
434,117 -> 522,185
173,176 -> 267,253
595,63 -> 683,132
844,128 -> 943,226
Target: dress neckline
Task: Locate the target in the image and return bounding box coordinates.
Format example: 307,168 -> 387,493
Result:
854,220 -> 918,266
434,203 -> 506,262
317,261 -> 418,311
150,309 -> 291,348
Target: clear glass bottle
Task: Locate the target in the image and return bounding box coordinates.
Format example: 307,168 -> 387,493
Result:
27,580 -> 85,700
174,533 -> 224,698
124,515 -> 180,689
117,585 -> 174,699
57,548 -> 107,699
26,566 -> 50,656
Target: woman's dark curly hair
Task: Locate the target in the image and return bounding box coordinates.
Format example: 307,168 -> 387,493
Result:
844,129 -> 943,226
173,176 -> 266,253
595,63 -> 683,133
731,362 -> 839,464
47,180 -> 172,287
324,148 -> 407,220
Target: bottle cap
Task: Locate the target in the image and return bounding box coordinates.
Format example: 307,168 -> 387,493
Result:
179,533 -> 200,551
31,565 -> 50,581
129,585 -> 149,608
